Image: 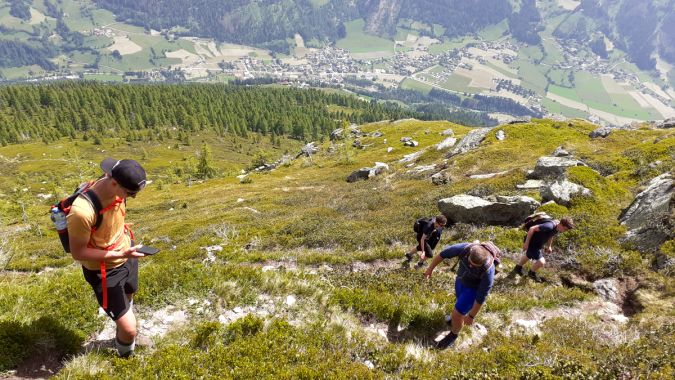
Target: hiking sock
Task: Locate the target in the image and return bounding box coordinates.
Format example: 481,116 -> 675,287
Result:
436,332 -> 458,350
115,337 -> 136,358
513,264 -> 523,275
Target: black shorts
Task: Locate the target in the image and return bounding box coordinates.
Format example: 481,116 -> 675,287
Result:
526,249 -> 543,260
82,258 -> 138,321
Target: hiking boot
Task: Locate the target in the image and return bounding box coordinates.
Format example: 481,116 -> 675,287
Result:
415,261 -> 426,269
435,332 -> 458,350
528,270 -> 544,283
512,265 -> 524,276
404,252 -> 413,263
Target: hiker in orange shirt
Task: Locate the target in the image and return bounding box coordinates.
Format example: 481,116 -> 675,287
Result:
67,158 -> 147,357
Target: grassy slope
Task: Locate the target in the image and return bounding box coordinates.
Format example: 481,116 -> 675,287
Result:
1,118 -> 674,377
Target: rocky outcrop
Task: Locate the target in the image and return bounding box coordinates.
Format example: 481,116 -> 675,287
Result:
296,142 -> 319,158
330,125 -> 363,141
653,117 -> 675,129
540,179 -> 592,206
400,137 -> 418,147
436,137 -> 457,151
529,156 -> 585,179
437,194 -> 540,226
440,128 -> 454,136
347,162 -> 389,183
619,173 -> 674,251
447,127 -> 492,157
590,124 -> 636,138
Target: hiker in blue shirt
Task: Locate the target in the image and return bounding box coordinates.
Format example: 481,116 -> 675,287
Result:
424,242 -> 500,349
513,218 -> 574,282
404,215 -> 447,269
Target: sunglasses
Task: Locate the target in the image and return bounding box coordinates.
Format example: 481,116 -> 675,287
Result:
120,185 -> 139,198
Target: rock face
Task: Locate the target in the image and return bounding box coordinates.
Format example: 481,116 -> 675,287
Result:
529,156 -> 585,179
438,194 -> 540,225
619,173 -> 674,251
516,179 -> 544,190
593,279 -> 621,304
540,179 -> 592,206
447,127 -> 492,157
654,117 -> 675,129
346,162 -> 389,183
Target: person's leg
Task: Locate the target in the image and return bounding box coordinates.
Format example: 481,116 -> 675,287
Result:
531,256 -> 546,272
512,253 -> 528,275
438,280 -> 475,349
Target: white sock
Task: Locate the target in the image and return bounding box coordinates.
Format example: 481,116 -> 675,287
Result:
115,337 -> 136,357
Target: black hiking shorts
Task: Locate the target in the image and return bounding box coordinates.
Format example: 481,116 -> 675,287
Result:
82,258 -> 138,321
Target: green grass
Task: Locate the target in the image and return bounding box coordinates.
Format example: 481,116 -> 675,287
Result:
478,19 -> 508,41
542,98 -> 590,119
428,37 -> 479,55
336,19 -> 394,54
82,73 -> 124,82
439,73 -> 475,93
1,115 -> 674,377
399,78 -> 433,95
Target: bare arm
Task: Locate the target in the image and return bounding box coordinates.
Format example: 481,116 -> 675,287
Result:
423,254 -> 444,279
69,234 -> 142,262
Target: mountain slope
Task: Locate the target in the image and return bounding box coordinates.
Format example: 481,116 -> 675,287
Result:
0,111 -> 673,377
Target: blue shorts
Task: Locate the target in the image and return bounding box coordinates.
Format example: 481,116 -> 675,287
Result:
526,249 -> 543,260
454,278 -> 477,315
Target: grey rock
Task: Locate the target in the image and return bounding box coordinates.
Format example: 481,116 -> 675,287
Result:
370,131 -> 384,138
404,140 -> 419,147
469,170 -> 509,179
496,130 -> 506,141
529,156 -> 586,179
619,173 -> 674,251
330,124 -> 363,141
553,146 -> 570,157
590,126 -> 613,138
593,279 -> 621,303
399,150 -> 425,163
297,142 -> 319,158
440,128 -> 454,136
540,179 -> 592,206
431,171 -> 450,185
447,127 -> 492,157
346,162 -> 389,183
654,117 -> 675,129
386,147 -> 393,153
436,137 -> 457,151
516,180 -> 544,190
400,136 -> 413,143
438,194 -> 540,225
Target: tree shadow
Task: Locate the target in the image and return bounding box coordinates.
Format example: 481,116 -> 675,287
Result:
0,317 -> 83,378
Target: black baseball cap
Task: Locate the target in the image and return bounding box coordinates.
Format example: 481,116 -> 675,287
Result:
100,158 -> 147,193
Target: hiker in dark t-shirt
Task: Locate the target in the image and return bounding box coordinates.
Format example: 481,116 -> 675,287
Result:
424,242 -> 499,349
513,217 -> 574,282
404,215 -> 447,269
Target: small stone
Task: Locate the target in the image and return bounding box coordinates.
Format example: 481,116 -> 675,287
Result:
286,295 -> 297,306
234,307 -> 243,313
387,147 -> 393,153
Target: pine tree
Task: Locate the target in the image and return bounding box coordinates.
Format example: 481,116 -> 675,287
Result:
196,143 -> 217,179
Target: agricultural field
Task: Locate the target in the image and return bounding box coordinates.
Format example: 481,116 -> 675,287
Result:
336,19 -> 395,58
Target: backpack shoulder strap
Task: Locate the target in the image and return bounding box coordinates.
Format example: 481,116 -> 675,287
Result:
81,189 -> 104,231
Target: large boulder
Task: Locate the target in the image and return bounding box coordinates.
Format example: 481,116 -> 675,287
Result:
540,179 -> 592,206
589,126 -> 613,138
619,173 -> 674,251
346,162 -> 389,183
529,156 -> 585,179
438,194 -> 540,226
447,127 -> 492,157
431,171 -> 450,185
